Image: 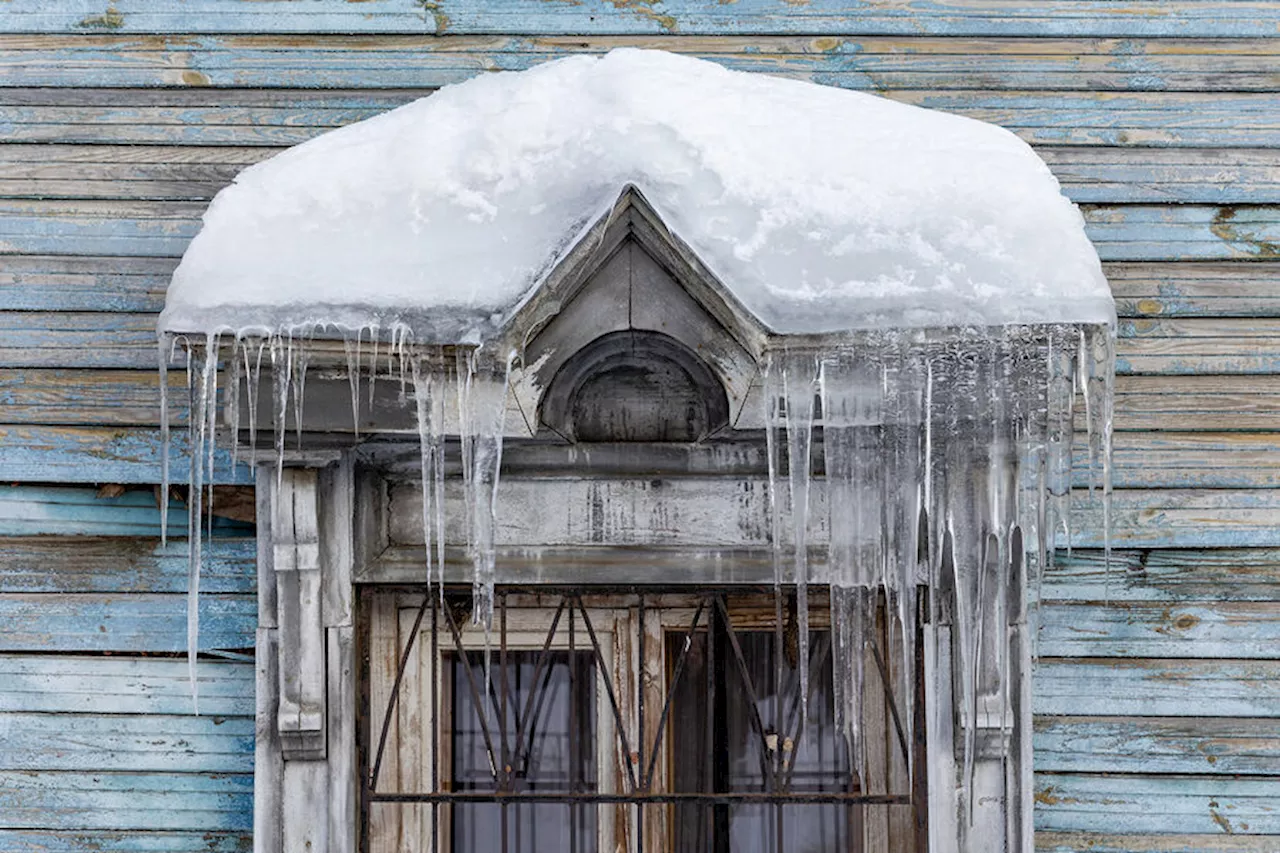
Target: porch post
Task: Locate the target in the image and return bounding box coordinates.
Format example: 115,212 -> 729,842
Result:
255,457 -> 358,853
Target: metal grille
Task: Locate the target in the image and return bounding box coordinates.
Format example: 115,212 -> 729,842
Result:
359,587 -> 928,852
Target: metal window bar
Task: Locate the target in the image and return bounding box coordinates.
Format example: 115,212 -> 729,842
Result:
361,586 -> 927,853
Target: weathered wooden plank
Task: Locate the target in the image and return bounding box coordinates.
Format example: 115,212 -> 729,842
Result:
1078,432 -> 1280,489
5,144 -> 1278,206
1037,601 -> 1280,659
1036,833 -> 1280,853
0,655 -> 252,716
6,145 -> 1278,207
0,537 -> 254,594
0,368 -> 186,424
6,0 -> 1280,38
0,592 -> 256,653
1044,549 -> 1280,603
1109,376 -> 1280,427
0,770 -> 253,831
1033,716 -> 1280,776
3,255 -> 1274,321
1084,205 -> 1280,261
1033,774 -> 1280,835
0,486 -> 253,537
1042,148 -> 1280,204
1,89 -> 1277,148
1106,262 -> 1280,318
388,478 -> 1280,549
3,199 -> 1277,266
1032,658 -> 1280,718
3,35 -> 1280,93
1067,489 -> 1280,549
0,712 -> 254,772
0,426 -> 253,485
9,315 -> 1280,378
0,831 -> 251,853
0,254 -> 175,312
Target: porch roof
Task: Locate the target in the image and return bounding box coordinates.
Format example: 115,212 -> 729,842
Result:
159,48 -> 1114,344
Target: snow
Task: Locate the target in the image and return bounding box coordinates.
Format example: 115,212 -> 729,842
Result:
159,48 -> 1114,340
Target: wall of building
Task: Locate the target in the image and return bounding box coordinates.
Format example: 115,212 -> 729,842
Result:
0,1 -> 1277,850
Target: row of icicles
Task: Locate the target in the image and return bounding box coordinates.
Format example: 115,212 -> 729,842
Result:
161,322 -> 1113,835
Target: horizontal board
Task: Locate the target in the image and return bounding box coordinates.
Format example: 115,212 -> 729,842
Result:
1033,774 -> 1280,835
2,89 -> 1278,148
1083,432 -> 1280,489
1068,488 -> 1280,549
0,712 -> 254,772
1109,375 -> 1280,427
1032,658 -> 1280,718
1044,549 -> 1280,603
4,35 -> 1280,93
9,318 -> 1280,379
5,144 -> 1278,207
2,199 -> 1276,267
0,592 -> 256,653
0,770 -> 252,831
1041,148 -> 1280,204
3,255 -> 1275,321
388,477 -> 1280,549
1036,833 -> 1280,853
0,426 -> 252,485
0,368 -> 188,424
0,485 -> 253,537
1037,601 -> 1280,659
9,584 -> 1269,657
0,655 -> 253,716
1106,261 -> 1280,318
0,830 -> 251,853
1033,716 -> 1280,775
0,253 -> 175,312
1084,205 -> 1280,262
7,426 -> 1279,490
0,537 -> 255,594
5,0 -> 1280,37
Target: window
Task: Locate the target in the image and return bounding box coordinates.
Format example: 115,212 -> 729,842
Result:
360,589 -> 924,853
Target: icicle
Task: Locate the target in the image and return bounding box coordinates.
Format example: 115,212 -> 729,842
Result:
344,327 -> 363,438
368,325 -> 380,406
781,351 -> 819,730
227,338 -> 243,470
271,334 -> 290,488
821,349 -> 882,783
455,348 -> 512,629
158,337 -> 171,548
411,357 -> 442,592
291,332 -> 310,449
184,332 -> 219,715
243,337 -> 265,458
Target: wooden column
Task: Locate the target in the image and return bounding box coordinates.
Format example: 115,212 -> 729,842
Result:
256,457 -> 358,853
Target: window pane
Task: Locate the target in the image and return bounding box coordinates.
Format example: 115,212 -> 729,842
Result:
669,629 -> 851,853
449,650 -> 597,852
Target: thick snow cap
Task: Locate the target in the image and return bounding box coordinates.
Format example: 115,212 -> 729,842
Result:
160,49 -> 1114,341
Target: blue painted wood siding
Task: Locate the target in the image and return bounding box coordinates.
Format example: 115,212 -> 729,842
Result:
0,2 -> 1278,850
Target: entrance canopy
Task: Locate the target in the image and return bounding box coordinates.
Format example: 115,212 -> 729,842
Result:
159,49 -> 1114,342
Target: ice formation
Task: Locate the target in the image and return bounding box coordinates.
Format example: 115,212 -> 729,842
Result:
159,47 -> 1115,847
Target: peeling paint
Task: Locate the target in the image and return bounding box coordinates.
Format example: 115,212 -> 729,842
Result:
418,1 -> 450,34
600,0 -> 679,32
77,4 -> 123,30
181,70 -> 211,87
1211,206 -> 1280,259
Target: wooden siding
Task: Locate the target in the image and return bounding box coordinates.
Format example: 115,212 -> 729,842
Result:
0,3 -> 1277,851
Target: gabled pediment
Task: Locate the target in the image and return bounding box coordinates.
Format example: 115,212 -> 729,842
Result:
502,186 -> 769,434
